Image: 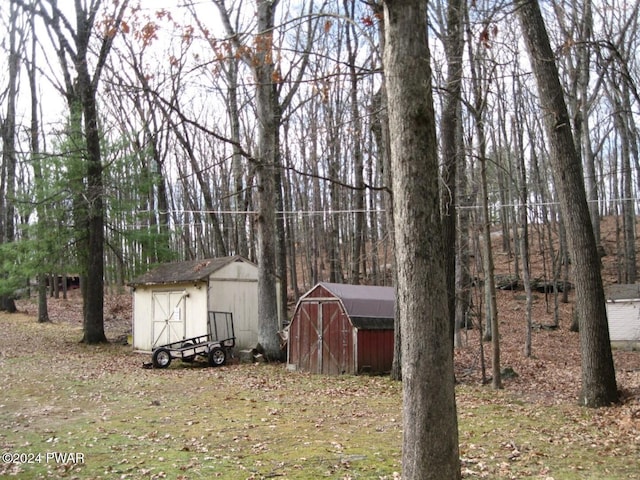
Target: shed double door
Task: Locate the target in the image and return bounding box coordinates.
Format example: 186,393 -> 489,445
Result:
298,301 -> 354,375
151,291 -> 188,348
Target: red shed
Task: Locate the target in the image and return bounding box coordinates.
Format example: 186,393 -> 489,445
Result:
287,282 -> 395,375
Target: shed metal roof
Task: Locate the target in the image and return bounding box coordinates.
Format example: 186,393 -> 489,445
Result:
606,284 -> 640,301
129,255 -> 254,286
315,282 -> 395,319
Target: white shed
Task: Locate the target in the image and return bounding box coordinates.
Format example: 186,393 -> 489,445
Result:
129,255 -> 280,352
605,284 -> 640,348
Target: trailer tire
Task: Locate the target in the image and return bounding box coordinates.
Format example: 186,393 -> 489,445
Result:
208,347 -> 226,367
152,348 -> 172,369
181,342 -> 196,363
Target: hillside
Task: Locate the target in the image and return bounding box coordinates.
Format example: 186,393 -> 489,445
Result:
15,217 -> 640,409
9,219 -> 640,479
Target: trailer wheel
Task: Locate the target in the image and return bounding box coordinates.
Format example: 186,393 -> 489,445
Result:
152,348 -> 172,368
181,342 -> 196,363
208,347 -> 226,367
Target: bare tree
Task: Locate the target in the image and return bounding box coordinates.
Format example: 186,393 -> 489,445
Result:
0,0 -> 20,313
383,0 -> 460,476
516,0 -> 618,407
25,0 -> 50,322
463,2 -> 501,388
211,0 -> 319,357
513,99 -> 533,357
343,0 -> 366,284
435,0 -> 464,345
107,33 -> 175,267
21,0 -> 130,342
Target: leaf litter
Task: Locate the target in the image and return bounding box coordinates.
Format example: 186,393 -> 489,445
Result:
0,280 -> 638,479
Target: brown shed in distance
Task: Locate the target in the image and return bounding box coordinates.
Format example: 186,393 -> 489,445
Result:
287,282 -> 395,375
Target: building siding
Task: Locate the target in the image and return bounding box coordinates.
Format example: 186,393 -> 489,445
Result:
287,282 -> 394,375
131,256 -> 279,352
606,300 -> 640,342
357,329 -> 394,374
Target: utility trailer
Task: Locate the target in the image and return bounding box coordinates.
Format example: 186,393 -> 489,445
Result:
151,311 -> 235,368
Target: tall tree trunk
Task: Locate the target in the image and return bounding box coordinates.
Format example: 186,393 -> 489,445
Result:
326,98 -> 344,283
515,117 -> 533,357
372,3 -> 400,380
34,0 -> 129,342
441,0 -> 464,345
76,26 -> 107,343
0,0 -> 19,313
27,2 -> 49,322
383,0 -> 461,477
455,116 -> 473,348
345,0 -> 365,285
228,54 -> 249,258
282,129 -> 299,300
480,154 -> 502,389
574,0 -> 602,251
608,87 -> 636,283
310,108 -> 321,286
516,0 -> 618,407
254,0 -> 282,359
464,7 -> 497,351
273,122 -> 289,328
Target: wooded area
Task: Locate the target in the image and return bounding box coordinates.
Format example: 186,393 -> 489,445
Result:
0,0 -> 636,382
0,4 -> 630,301
0,0 -> 639,475
0,1 -> 636,310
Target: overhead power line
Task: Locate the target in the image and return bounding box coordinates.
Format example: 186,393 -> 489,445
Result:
136,197 -> 639,217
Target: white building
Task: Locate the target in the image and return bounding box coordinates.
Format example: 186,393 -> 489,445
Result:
129,255 -> 280,352
605,284 -> 640,349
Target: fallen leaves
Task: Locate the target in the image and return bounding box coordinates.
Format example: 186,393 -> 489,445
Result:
2,280 -> 639,479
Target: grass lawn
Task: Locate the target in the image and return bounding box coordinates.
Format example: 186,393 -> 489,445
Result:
1,312 -> 639,479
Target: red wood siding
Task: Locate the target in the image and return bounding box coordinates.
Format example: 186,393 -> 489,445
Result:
288,283 -> 394,375
356,329 -> 394,374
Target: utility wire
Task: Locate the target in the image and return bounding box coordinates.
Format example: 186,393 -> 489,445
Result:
134,196 -> 639,217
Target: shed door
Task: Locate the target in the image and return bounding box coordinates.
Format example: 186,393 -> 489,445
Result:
320,302 -> 352,375
151,291 -> 188,348
293,301 -> 353,374
295,302 -> 320,373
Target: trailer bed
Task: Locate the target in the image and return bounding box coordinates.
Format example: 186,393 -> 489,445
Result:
151,311 -> 235,368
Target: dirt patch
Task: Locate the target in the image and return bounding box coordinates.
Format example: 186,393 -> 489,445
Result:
16,289 -> 132,341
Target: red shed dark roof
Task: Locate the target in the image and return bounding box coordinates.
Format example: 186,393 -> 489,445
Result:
129,255 -> 254,286
314,282 -> 395,319
289,283 -> 396,374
